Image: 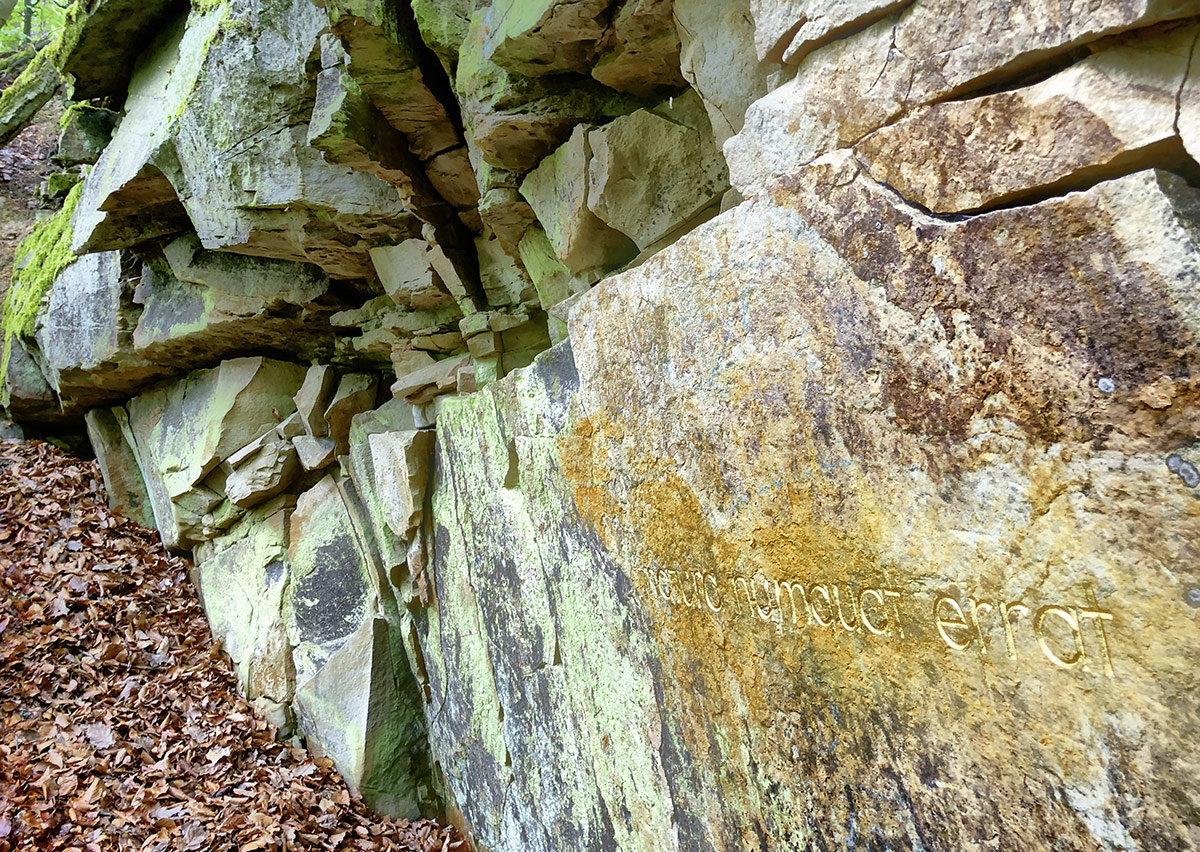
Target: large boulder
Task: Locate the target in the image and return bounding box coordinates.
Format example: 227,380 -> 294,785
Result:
413,161 -> 1200,851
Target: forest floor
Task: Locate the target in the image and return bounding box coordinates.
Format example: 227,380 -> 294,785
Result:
0,439 -> 465,852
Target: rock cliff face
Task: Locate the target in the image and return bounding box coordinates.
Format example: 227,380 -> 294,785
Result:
4,0 -> 1200,849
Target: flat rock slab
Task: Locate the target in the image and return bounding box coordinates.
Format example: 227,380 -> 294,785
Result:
419,159 -> 1200,851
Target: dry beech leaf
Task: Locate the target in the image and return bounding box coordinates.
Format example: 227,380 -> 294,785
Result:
0,441 -> 464,852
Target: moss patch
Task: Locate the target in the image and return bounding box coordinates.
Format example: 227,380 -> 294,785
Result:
0,182 -> 82,400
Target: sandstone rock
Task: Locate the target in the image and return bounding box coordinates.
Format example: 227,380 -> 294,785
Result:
591,0 -> 685,96
456,11 -> 644,174
478,187 -> 538,258
519,125 -> 637,275
0,46 -> 61,150
130,239 -> 337,368
74,0 -> 423,279
71,11 -> 216,254
369,241 -> 457,310
411,0 -> 475,70
345,398 -> 421,573
294,616 -> 437,818
85,407 -> 155,528
225,435 -> 301,509
586,94 -> 728,251
124,357 -> 307,549
284,476 -> 377,685
53,104 -> 118,167
749,0 -> 908,64
728,0 -> 1200,194
294,435 -> 338,471
476,235 -> 535,307
392,354 -> 470,405
196,505 -> 295,704
56,0 -> 185,100
33,252 -> 171,413
325,373 -> 380,454
321,0 -> 463,163
367,430 -> 436,539
482,0 -> 609,77
856,23 -> 1200,213
419,159 -> 1200,851
674,0 -> 770,147
294,365 -> 341,439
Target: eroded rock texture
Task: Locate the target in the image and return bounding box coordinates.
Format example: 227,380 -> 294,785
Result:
3,0 -> 1199,847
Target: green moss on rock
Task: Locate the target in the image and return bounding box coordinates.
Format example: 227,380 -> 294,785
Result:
1,182 -> 83,399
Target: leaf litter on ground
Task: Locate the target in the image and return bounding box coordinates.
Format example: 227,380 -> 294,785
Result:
0,439 -> 466,852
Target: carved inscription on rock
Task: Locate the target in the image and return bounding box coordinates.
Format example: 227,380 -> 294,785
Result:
644,567 -> 1117,678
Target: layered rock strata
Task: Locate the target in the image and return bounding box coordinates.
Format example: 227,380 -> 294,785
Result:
3,0 -> 1199,849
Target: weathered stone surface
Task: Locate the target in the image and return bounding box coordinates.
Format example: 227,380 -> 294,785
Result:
728,0 -> 1200,195
0,46 -> 61,150
196,504 -> 295,704
294,616 -> 437,817
225,434 -> 301,509
325,373 -> 380,454
674,0 -> 770,147
414,161 -> 1200,851
481,0 -> 609,76
345,398 -> 420,573
124,357 -> 307,549
456,11 -> 644,173
369,241 -> 457,310
520,125 -> 637,275
73,0 -> 422,279
749,0 -> 909,64
285,475 -> 377,685
71,11 -> 215,254
294,365 -> 341,439
56,0 -> 186,100
130,239 -> 337,367
54,104 -> 118,167
591,0 -> 684,95
367,429 -> 435,539
391,354 -> 469,404
856,23 -> 1200,213
86,407 -> 155,528
33,252 -> 171,412
294,435 -> 338,471
587,94 -> 728,251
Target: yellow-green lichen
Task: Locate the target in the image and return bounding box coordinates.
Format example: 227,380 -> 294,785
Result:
0,182 -> 83,398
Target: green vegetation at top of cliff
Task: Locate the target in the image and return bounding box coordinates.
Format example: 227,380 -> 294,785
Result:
0,182 -> 82,400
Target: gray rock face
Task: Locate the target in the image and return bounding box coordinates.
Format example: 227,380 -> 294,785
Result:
413,163 -> 1200,851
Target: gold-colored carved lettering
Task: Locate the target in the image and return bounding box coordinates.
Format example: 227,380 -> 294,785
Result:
779,581 -> 813,628
1034,606 -> 1085,669
883,589 -> 904,638
680,571 -> 699,609
935,596 -> 972,651
731,576 -> 754,614
1002,601 -> 1029,659
1077,605 -> 1115,677
703,573 -> 722,612
754,577 -> 777,622
810,585 -> 834,627
859,589 -> 890,636
968,598 -> 993,654
832,585 -> 860,632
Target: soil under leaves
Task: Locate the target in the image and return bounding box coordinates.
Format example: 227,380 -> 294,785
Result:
0,440 -> 465,852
